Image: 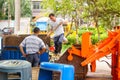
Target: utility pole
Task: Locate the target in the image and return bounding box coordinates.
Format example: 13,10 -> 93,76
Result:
14,0 -> 20,34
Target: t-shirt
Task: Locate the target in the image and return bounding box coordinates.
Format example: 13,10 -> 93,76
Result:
20,35 -> 46,54
48,18 -> 64,37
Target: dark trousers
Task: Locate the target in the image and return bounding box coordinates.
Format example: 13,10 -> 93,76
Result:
26,53 -> 40,67
54,34 -> 64,54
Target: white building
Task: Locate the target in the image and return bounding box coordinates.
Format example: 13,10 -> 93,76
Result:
31,0 -> 43,18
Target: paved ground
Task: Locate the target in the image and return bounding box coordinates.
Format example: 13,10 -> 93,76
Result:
85,56 -> 112,80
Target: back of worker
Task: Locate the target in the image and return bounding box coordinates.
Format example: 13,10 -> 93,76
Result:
19,27 -> 46,67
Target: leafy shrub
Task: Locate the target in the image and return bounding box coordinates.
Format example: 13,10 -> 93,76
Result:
67,33 -> 76,45
67,26 -> 108,45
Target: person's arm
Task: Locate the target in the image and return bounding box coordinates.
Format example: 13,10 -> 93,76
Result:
38,48 -> 46,54
54,21 -> 63,30
19,38 -> 27,57
47,21 -> 63,37
38,40 -> 46,54
19,45 -> 27,57
47,28 -> 53,37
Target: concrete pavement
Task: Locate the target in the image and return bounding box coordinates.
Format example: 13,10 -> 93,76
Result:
85,56 -> 112,80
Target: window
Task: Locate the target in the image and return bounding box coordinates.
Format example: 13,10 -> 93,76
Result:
33,2 -> 40,9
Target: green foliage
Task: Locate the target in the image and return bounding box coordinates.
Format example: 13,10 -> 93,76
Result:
21,0 -> 31,17
0,0 -> 31,20
42,0 -> 120,29
42,0 -> 59,13
9,0 -> 15,19
61,44 -> 71,53
0,0 -> 6,19
83,0 -> 120,29
42,0 -> 75,17
88,27 -> 107,44
41,0 -> 120,43
42,0 -> 120,45
67,33 -> 76,45
67,27 -> 107,45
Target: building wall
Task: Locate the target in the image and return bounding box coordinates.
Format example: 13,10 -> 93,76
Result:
31,0 -> 43,17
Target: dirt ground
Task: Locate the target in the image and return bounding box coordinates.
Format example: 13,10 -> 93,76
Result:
85,56 -> 112,80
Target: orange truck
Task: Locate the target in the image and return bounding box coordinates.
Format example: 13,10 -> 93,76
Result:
67,26 -> 120,80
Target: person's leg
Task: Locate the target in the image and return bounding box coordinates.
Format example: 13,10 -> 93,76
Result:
54,41 -> 62,60
53,34 -> 64,60
63,36 -> 68,44
58,43 -> 62,53
33,54 -> 40,67
51,36 -> 60,61
57,34 -> 64,53
26,55 -> 34,67
54,36 -> 59,54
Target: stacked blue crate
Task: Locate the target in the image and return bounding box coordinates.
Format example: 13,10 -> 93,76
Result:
0,36 -> 3,60
1,46 -> 49,62
1,46 -> 26,60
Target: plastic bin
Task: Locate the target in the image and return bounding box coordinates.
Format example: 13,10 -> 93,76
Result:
40,52 -> 49,63
39,62 -> 74,80
0,60 -> 32,80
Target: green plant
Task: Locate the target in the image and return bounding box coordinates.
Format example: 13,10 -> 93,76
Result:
67,34 -> 76,45
77,27 -> 107,44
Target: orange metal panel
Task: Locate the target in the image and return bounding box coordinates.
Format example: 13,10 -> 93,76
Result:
67,46 -> 81,61
112,53 -> 117,80
67,29 -> 120,80
81,32 -> 92,58
90,61 -> 96,72
81,31 -> 120,66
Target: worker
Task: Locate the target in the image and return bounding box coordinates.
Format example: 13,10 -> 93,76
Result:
47,13 -> 67,60
19,27 -> 46,67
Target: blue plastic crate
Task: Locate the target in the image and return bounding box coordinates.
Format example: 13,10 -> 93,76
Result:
1,46 -> 26,60
2,50 -> 10,59
1,46 -> 49,61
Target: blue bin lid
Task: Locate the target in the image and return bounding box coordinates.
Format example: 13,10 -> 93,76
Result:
0,60 -> 31,69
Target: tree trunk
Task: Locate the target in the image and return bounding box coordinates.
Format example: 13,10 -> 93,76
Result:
92,0 -> 100,41
75,15 -> 79,44
8,0 -> 11,27
14,0 -> 20,34
95,21 -> 100,41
